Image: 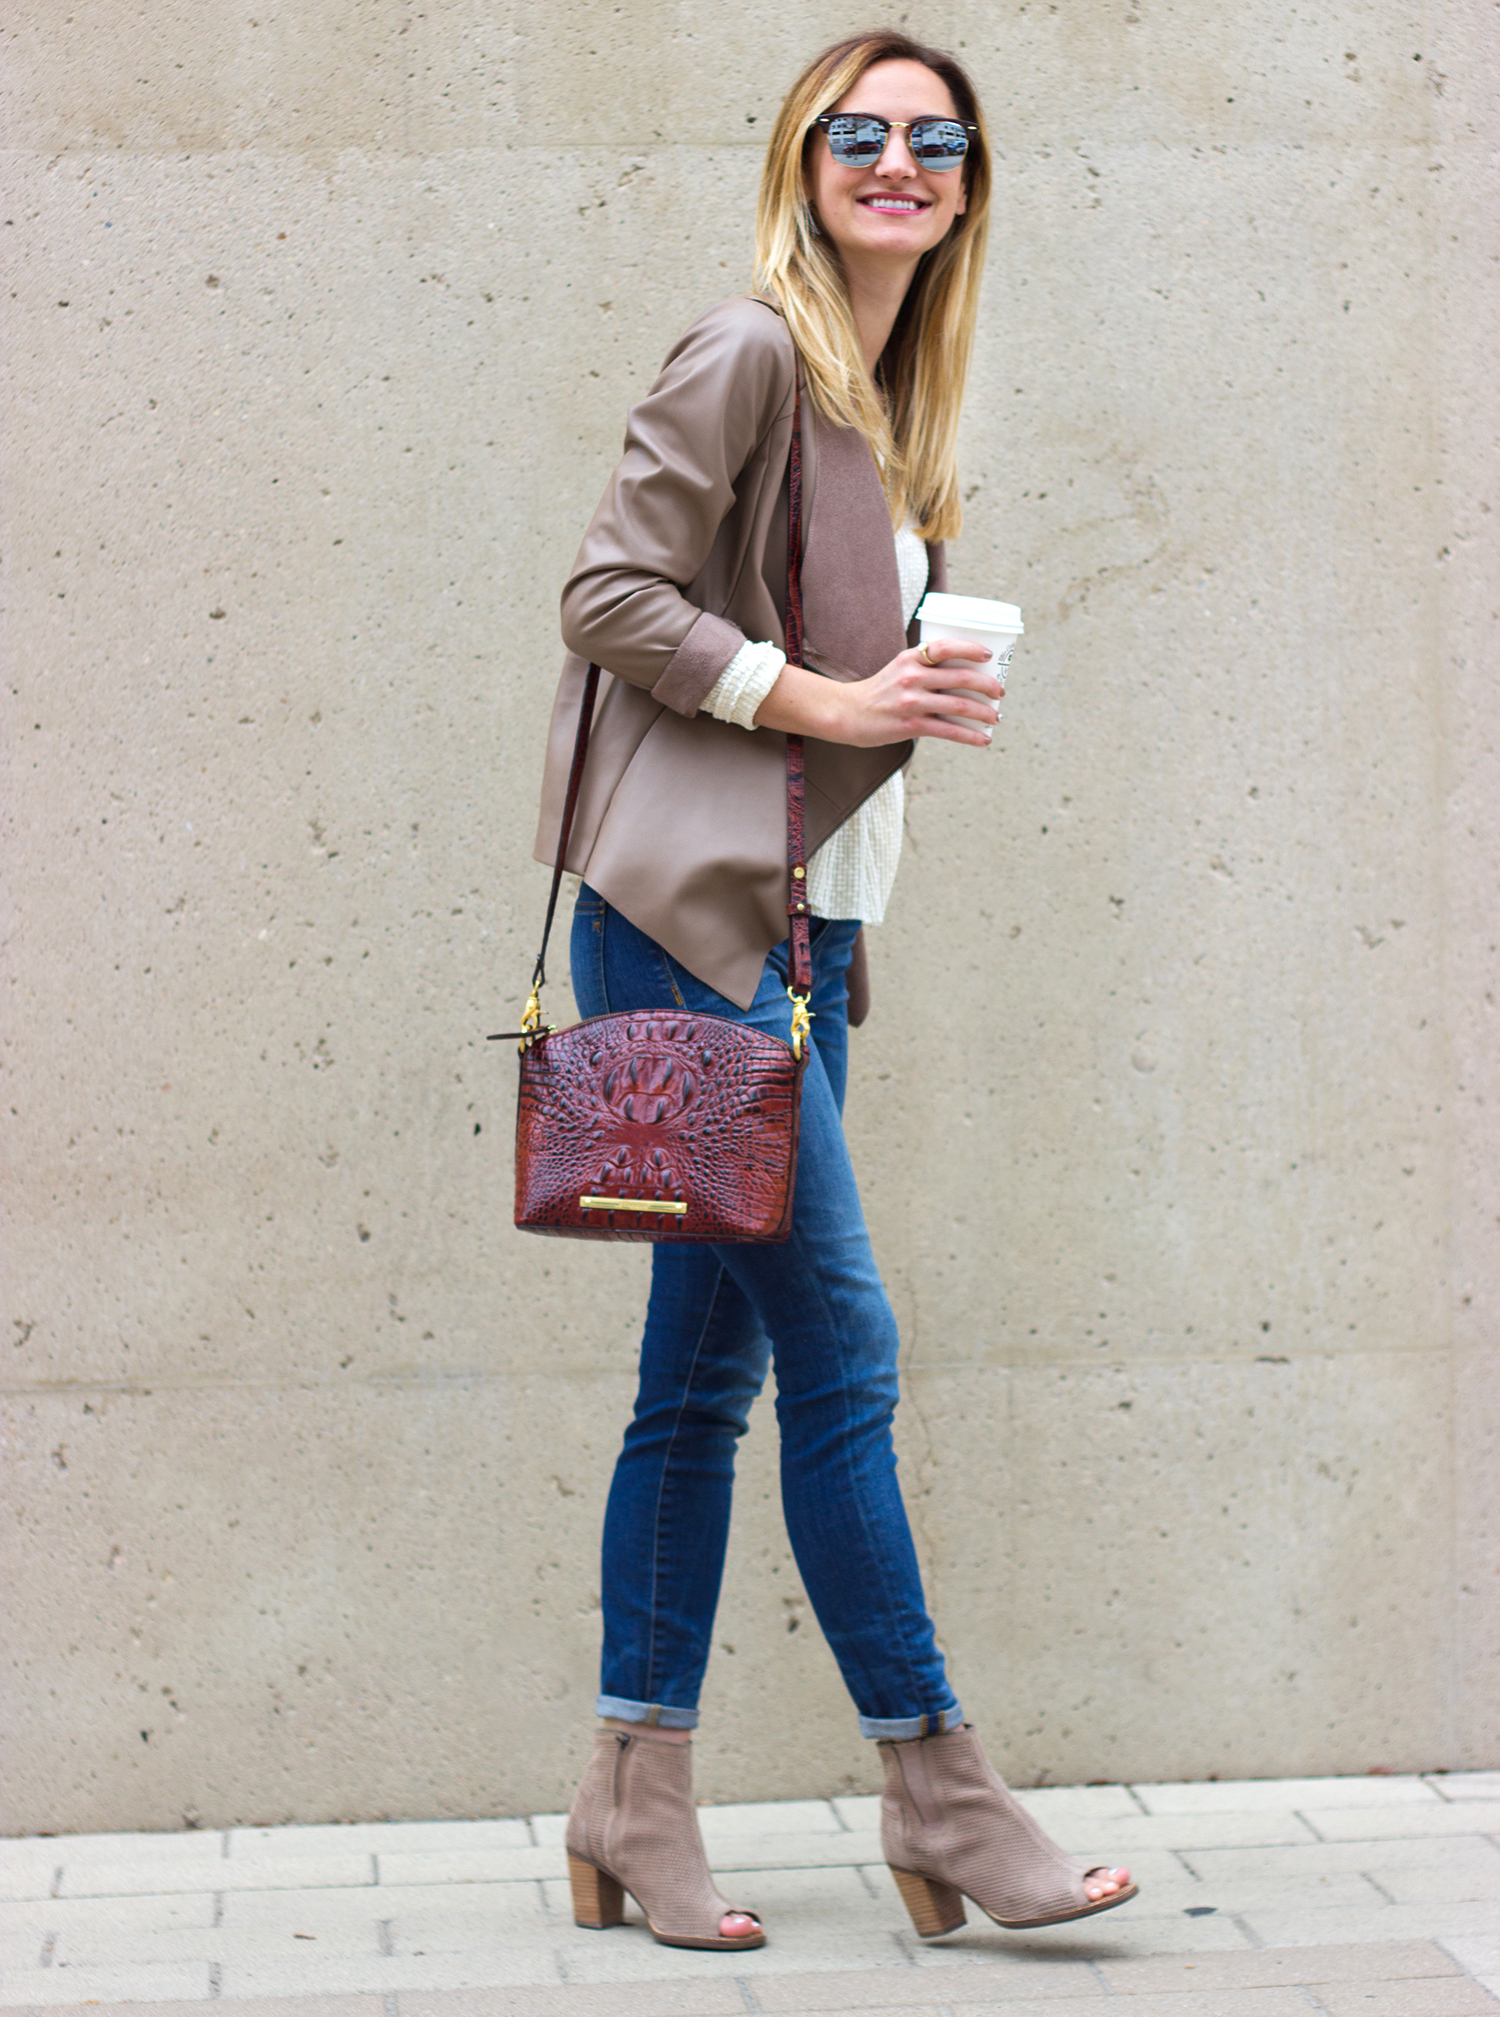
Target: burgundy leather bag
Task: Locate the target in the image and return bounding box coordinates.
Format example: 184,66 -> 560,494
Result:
496,385 -> 814,1243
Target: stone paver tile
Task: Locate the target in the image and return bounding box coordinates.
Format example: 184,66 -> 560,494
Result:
527,1817 -> 567,1850
689,1829 -> 884,1873
1043,1811 -> 1319,1853
219,1952 -> 564,1997
1429,1776 -> 1500,1803
398,1984 -> 748,2017
1100,1937 -> 1462,1994
1238,1902 -> 1500,1949
1313,1980 -> 1500,2014
0,1962 -> 211,2006
1132,1777 -> 1440,1816
1182,1836 -> 1500,1884
58,1853 -> 376,1898
1371,1859 -> 1500,1904
50,1920 -> 393,1969
0,1846 -> 74,1903
376,1848 -> 562,1889
385,1890 -> 568,1956
697,1800 -> 843,1838
231,1823 -> 534,1860
0,1999 -> 382,2017
831,1795 -> 883,1832
1304,1803 -> 1500,1841
5,1840 -> 225,1904
213,1899 -> 388,1957
1018,1785 -> 1152,1827
221,1881 -> 549,1945
928,1913 -> 1253,1964
1,1892 -> 217,1968
1146,1872 -> 1387,1916
749,1958 -> 1103,2007
830,1786 -> 1145,1837
958,1997 -> 1320,2017
4,1833 -> 227,1872
1443,1938 -> 1500,1978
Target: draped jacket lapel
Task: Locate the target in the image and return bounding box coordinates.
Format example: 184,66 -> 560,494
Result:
801,408 -> 908,683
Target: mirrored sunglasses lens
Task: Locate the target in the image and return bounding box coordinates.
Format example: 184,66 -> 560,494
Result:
826,115 -> 889,164
910,119 -> 969,168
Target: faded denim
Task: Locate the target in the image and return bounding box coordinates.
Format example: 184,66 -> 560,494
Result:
570,884 -> 962,1740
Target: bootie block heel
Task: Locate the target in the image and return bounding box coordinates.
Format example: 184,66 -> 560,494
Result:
564,1728 -> 765,1952
889,1864 -> 968,1937
566,1853 -> 625,1929
880,1725 -> 1138,1934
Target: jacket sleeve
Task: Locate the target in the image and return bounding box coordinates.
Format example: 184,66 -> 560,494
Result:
560,299 -> 795,718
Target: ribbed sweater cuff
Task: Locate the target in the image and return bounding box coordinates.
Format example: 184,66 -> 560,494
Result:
701,639 -> 787,730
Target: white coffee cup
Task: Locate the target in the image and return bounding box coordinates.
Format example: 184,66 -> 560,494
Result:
915,591 -> 1024,732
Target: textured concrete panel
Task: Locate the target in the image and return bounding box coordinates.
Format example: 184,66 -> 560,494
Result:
2,0 -> 1496,1831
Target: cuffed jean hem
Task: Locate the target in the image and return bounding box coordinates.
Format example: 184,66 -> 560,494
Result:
858,1703 -> 966,1740
596,1695 -> 700,1730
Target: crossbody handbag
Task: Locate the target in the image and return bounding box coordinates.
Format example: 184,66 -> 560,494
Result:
493,380 -> 814,1243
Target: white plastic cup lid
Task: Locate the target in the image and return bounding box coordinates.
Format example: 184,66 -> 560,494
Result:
916,591 -> 1024,633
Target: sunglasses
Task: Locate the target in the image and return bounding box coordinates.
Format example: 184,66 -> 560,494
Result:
814,111 -> 976,172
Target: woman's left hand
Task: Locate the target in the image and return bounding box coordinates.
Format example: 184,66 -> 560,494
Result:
752,638 -> 1004,749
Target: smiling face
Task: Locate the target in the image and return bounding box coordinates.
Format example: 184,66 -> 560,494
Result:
807,57 -> 969,274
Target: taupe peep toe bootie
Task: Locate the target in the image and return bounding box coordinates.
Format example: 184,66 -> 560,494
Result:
879,1724 -> 1138,1934
565,1728 -> 766,1951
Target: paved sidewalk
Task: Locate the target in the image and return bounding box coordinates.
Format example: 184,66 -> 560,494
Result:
2,1774 -> 1497,2016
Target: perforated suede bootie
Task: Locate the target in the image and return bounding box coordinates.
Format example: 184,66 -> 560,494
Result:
565,1728 -> 765,1951
879,1724 -> 1138,1934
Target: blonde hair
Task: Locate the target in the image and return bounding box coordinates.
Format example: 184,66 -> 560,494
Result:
754,31 -> 991,542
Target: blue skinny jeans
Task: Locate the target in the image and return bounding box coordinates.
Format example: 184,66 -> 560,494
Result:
569,884 -> 962,1739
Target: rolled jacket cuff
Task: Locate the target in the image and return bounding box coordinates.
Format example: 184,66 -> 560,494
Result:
651,608 -> 747,716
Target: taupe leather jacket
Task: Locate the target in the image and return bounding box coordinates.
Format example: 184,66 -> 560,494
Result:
535,295 -> 943,1010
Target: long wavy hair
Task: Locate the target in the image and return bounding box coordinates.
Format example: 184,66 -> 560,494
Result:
754,30 -> 991,542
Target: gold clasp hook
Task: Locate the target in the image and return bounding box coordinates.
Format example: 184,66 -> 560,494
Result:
518,983 -> 547,1053
787,987 -> 813,1062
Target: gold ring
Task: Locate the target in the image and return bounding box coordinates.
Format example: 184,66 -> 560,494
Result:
918,642 -> 935,666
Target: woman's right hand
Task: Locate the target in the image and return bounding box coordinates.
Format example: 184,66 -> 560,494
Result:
752,639 -> 1003,749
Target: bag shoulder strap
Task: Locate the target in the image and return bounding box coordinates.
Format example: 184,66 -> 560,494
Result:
495,371 -> 812,1048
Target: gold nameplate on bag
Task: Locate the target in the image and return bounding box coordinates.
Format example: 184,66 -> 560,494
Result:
579,1195 -> 688,1215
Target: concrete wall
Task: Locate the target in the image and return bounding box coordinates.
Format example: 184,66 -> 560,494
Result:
3,1 -> 1496,1834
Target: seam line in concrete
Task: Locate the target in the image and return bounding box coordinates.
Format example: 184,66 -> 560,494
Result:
1231,1911 -> 1267,1949
734,1978 -> 760,2013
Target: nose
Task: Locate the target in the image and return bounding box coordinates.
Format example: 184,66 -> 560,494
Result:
874,123 -> 919,176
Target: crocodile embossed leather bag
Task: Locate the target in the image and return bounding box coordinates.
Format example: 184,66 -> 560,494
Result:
494,383 -> 814,1243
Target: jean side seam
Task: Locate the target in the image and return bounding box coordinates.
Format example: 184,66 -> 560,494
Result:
775,1214 -> 944,1724
641,1261 -> 734,1705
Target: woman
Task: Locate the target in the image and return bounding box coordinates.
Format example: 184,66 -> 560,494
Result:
541,31 -> 1136,1953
